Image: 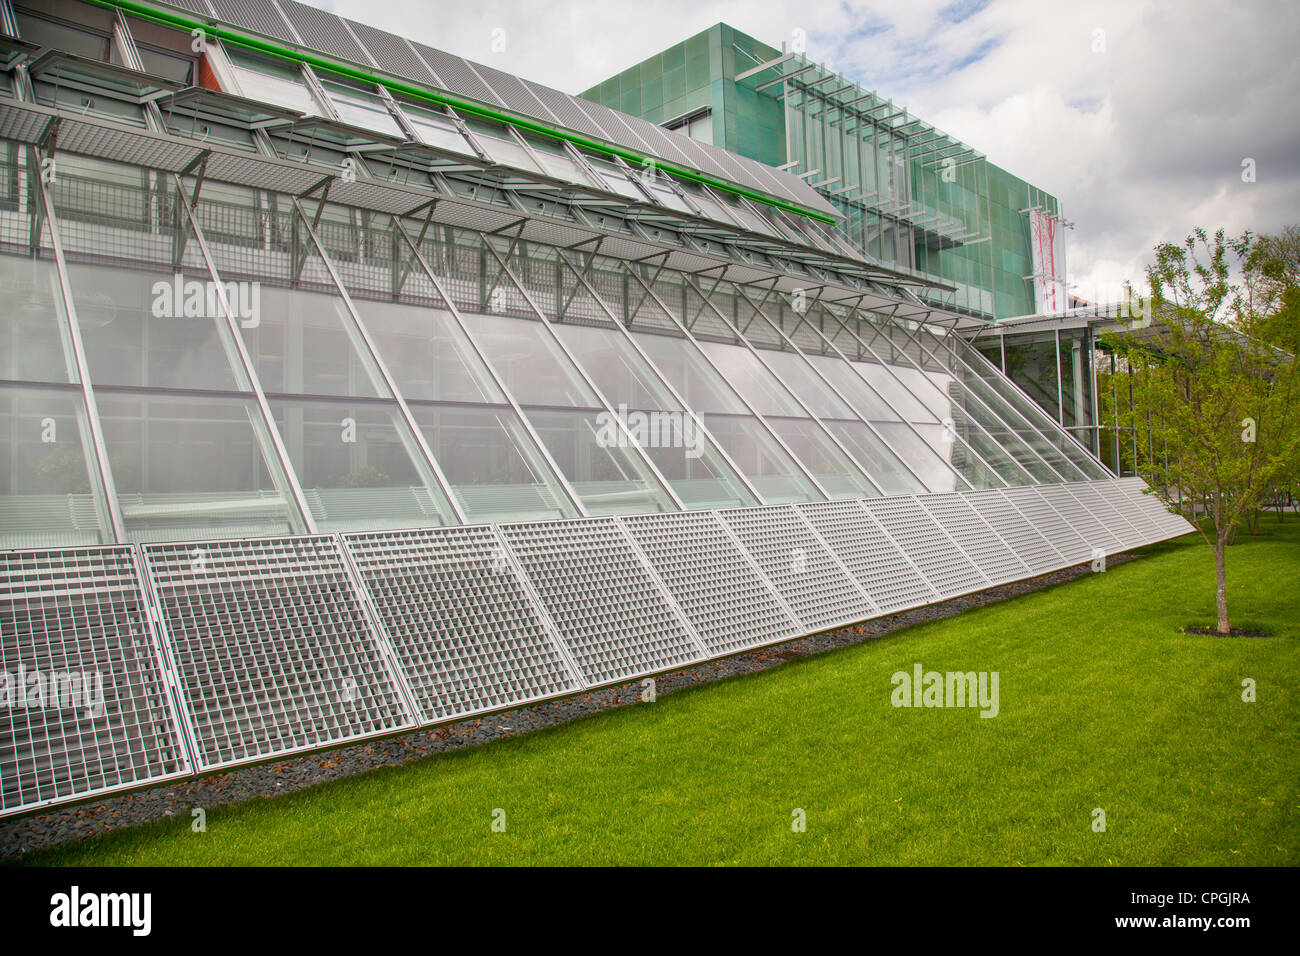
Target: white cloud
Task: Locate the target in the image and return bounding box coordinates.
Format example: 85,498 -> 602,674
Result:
321,0 -> 1300,300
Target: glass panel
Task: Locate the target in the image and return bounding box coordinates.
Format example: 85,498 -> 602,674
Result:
319,78 -> 403,138
226,47 -> 319,116
698,341 -> 807,417
464,120 -> 543,175
468,312 -> 600,407
935,339 -> 1099,480
633,332 -> 750,414
806,354 -> 901,422
766,417 -> 877,499
525,137 -> 595,186
97,392 -> 297,542
397,101 -> 475,155
1001,330 -> 1060,422
642,436 -> 756,510
584,157 -> 645,201
874,422 -> 961,493
947,406 -> 1039,486
853,360 -> 942,422
554,324 -> 681,411
961,335 -> 1105,479
0,385 -> 109,546
350,299 -> 503,403
552,325 -> 755,508
946,386 -> 1061,484
270,398 -> 453,532
17,14 -> 111,61
1060,330 -> 1093,430
758,349 -> 857,419
65,262 -> 243,391
643,179 -> 693,213
826,420 -> 928,495
0,255 -> 75,383
523,408 -> 675,515
702,414 -> 821,504
33,78 -> 146,126
409,403 -> 571,523
242,284 -> 384,398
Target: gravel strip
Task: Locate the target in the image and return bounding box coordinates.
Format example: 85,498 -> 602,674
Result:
0,554 -> 1135,860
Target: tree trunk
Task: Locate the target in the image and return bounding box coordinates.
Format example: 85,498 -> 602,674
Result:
1215,540 -> 1230,635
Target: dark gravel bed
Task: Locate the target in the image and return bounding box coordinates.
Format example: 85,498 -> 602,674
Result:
1,554 -> 1136,860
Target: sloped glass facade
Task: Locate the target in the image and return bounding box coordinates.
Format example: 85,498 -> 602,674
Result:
0,0 -> 1185,819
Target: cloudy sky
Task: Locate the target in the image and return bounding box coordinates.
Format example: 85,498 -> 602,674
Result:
318,0 -> 1299,303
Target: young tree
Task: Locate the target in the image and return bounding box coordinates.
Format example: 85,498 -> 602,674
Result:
1103,228 -> 1299,634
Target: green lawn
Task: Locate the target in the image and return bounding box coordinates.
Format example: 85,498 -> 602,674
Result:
16,519 -> 1300,866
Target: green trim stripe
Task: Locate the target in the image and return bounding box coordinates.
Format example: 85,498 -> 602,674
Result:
81,0 -> 836,223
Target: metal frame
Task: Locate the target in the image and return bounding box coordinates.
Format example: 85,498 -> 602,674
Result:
292,195 -> 469,524
479,236 -> 689,512
875,315 -> 1088,483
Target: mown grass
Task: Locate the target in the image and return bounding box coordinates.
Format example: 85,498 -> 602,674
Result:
15,519 -> 1299,866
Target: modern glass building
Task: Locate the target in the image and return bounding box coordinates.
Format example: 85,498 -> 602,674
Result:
0,0 -> 1187,819
581,23 -> 1066,321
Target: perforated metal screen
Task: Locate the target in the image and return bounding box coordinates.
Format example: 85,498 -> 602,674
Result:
621,511 -> 800,655
1064,482 -> 1147,550
861,497 -> 990,599
961,488 -> 1067,575
796,500 -> 940,612
1036,484 -> 1126,555
140,536 -> 415,771
717,504 -> 878,632
1,547 -> 188,818
497,518 -> 705,686
1114,478 -> 1195,538
1001,485 -> 1095,564
1,478 -> 1195,816
916,493 -> 1030,587
342,526 -> 583,722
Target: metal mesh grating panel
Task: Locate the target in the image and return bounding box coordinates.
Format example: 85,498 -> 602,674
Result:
795,500 -> 939,612
861,497 -> 990,598
276,0 -> 370,65
961,488 -> 1066,574
1114,478 -> 1195,538
209,0 -> 296,42
141,535 -> 414,771
470,61 -> 561,124
717,505 -> 877,632
915,493 -> 1030,587
523,81 -> 613,140
1065,482 -> 1147,549
341,526 -> 582,723
346,20 -> 441,86
410,44 -> 503,106
1001,485 -> 1094,564
1038,484 -> 1126,554
497,518 -> 703,686
621,115 -> 695,168
621,512 -> 799,655
163,0 -> 215,13
0,101 -> 55,145
1,547 -> 188,817
57,120 -> 203,173
1091,481 -> 1163,541
204,153 -> 323,195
